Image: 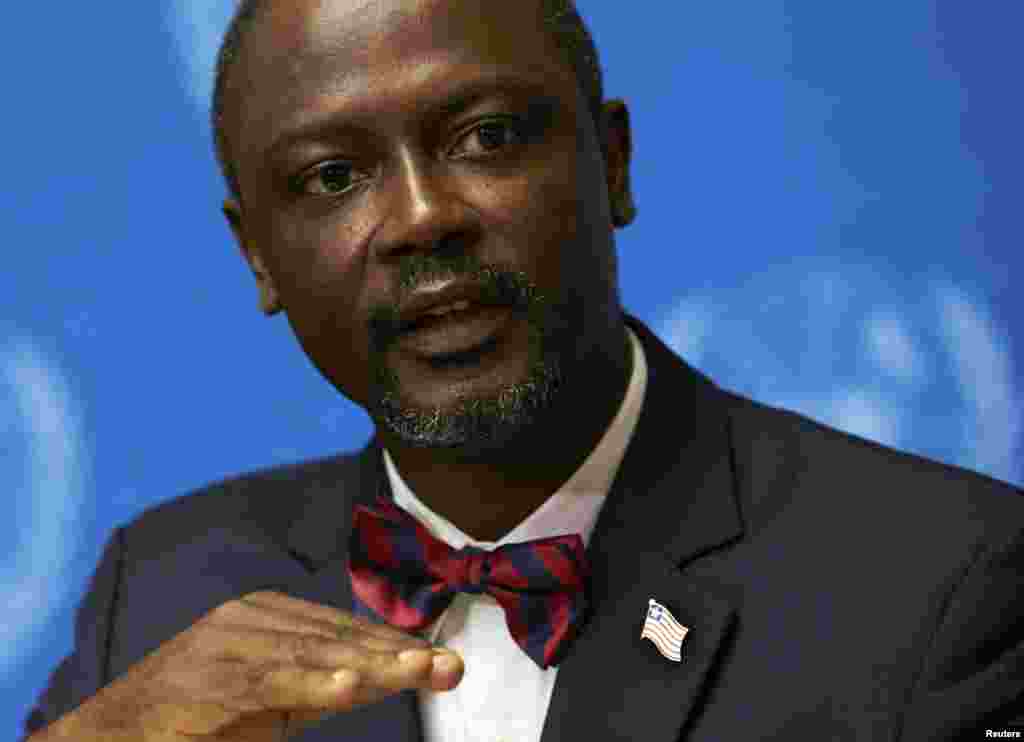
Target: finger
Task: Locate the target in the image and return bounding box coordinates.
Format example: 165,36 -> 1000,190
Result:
342,648 -> 464,707
211,623 -> 463,692
224,595 -> 427,655
206,623 -> 399,673
255,666 -> 364,712
330,649 -> 464,701
259,651 -> 443,712
239,591 -> 432,647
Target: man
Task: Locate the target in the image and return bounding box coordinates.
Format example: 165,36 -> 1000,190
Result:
23,0 -> 1024,740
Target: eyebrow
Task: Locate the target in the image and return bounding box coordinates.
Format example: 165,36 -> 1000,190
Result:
262,73 -> 557,162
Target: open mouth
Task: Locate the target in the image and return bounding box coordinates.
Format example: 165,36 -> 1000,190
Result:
406,300 -> 481,331
397,303 -> 514,361
423,334 -> 502,369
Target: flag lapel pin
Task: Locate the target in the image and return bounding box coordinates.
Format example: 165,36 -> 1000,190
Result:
641,598 -> 689,662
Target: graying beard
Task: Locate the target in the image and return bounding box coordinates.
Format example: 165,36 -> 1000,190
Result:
372,338 -> 563,451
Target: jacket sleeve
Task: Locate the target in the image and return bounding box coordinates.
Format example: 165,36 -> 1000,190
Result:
898,522 -> 1024,740
21,527 -> 125,741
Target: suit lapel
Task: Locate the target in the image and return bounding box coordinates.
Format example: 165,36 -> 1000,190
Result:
282,442 -> 424,741
539,316 -> 743,741
280,313 -> 743,742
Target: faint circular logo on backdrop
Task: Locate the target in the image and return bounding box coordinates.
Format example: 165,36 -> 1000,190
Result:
164,0 -> 237,112
656,257 -> 1021,486
0,336 -> 90,676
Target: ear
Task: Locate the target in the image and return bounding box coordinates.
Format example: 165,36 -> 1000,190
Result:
600,100 -> 637,228
222,198 -> 282,316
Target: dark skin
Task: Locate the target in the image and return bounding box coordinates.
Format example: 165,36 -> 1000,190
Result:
222,0 -> 637,543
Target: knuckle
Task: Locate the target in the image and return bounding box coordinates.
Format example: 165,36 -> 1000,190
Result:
371,651 -> 396,672
213,661 -> 279,713
333,623 -> 356,643
291,632 -> 330,664
243,660 -> 277,695
207,590 -> 272,622
242,589 -> 277,602
173,625 -> 211,663
184,618 -> 229,654
206,598 -> 244,623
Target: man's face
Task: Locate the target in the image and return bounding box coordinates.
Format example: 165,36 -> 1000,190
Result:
224,0 -> 632,457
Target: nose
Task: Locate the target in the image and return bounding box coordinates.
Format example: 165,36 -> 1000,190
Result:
372,146 -> 478,261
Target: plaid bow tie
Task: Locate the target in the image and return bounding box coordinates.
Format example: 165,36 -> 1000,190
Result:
347,495 -> 592,669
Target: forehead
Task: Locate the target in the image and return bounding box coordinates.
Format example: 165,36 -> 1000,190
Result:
259,0 -> 546,69
231,0 -> 574,158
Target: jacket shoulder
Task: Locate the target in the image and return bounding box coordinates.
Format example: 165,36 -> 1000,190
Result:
119,450 -> 363,559
720,388 -> 1024,537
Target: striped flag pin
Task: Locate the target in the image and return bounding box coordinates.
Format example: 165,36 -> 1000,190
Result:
641,598 -> 689,662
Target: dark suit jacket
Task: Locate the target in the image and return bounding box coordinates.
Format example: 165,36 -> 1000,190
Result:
23,314 -> 1024,741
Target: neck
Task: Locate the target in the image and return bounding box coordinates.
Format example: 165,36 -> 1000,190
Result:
378,322 -> 634,542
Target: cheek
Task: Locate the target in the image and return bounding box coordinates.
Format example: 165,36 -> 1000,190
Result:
267,214 -> 369,298
477,147 -> 584,274
258,215 -> 375,388
497,149 -> 610,313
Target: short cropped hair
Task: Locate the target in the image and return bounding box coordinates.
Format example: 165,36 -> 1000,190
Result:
210,0 -> 605,201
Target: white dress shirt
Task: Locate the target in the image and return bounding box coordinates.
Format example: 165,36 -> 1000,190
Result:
381,326 -> 649,742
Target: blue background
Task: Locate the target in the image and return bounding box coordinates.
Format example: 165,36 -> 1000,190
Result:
5,1 -> 1022,736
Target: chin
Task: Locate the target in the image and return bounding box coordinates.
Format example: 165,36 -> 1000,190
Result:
372,354 -> 565,458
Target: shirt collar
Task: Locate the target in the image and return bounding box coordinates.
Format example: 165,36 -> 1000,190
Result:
382,325 -> 648,550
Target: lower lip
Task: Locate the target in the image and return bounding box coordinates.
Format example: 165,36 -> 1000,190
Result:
396,305 -> 514,360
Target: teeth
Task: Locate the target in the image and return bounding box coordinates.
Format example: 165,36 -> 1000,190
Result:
425,300 -> 472,316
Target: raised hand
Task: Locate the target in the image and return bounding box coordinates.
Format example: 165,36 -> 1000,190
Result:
31,591 -> 463,741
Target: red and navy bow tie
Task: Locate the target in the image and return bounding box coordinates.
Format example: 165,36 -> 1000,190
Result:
347,495 -> 592,669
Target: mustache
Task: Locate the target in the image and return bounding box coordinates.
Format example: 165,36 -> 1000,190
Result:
367,256 -> 539,353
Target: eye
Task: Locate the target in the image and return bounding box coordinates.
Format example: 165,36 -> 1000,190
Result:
293,161 -> 367,196
450,119 -> 525,158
